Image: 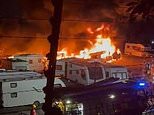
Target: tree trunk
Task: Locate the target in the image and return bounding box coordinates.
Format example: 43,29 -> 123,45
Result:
42,0 -> 63,115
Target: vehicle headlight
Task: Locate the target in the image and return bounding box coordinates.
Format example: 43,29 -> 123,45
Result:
109,94 -> 116,99
65,99 -> 72,104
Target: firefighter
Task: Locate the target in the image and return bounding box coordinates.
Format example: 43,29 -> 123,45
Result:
30,104 -> 37,115
52,99 -> 64,115
57,101 -> 65,113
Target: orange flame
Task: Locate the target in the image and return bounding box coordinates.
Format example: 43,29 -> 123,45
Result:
96,24 -> 104,32
57,24 -> 121,61
87,27 -> 94,34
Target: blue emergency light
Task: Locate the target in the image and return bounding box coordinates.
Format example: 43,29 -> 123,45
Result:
139,82 -> 145,86
135,80 -> 147,89
132,79 -> 148,90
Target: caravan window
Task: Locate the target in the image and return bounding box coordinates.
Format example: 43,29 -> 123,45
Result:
112,73 -> 117,78
10,83 -> 17,88
121,72 -> 127,79
69,70 -> 72,74
127,45 -> 130,48
29,60 -> 33,64
56,65 -> 62,70
69,64 -> 72,68
15,66 -> 27,71
106,72 -> 109,78
54,84 -> 62,88
38,59 -> 42,63
112,72 -> 127,79
88,67 -> 103,80
11,92 -> 17,98
81,69 -> 86,80
76,70 -> 79,74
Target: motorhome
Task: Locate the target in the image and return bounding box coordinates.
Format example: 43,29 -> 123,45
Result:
11,54 -> 46,73
0,71 -> 66,108
124,43 -> 154,57
55,59 -> 129,85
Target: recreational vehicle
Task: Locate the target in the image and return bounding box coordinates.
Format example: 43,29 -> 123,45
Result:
56,59 -> 106,85
0,71 -> 66,108
104,65 -> 128,79
124,43 -> 154,57
11,54 -> 46,73
55,59 -> 128,85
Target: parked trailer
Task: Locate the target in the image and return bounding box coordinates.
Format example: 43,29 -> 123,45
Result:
0,70 -> 42,78
104,64 -> 128,79
56,59 -> 106,85
124,43 -> 154,57
0,71 -> 66,108
11,54 -> 46,73
55,59 -> 129,85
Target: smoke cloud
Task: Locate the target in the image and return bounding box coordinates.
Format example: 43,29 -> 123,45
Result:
0,0 -> 122,56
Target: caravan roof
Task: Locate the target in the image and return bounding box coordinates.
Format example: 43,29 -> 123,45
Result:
14,54 -> 44,57
104,64 -> 126,68
0,71 -> 43,82
58,58 -> 103,67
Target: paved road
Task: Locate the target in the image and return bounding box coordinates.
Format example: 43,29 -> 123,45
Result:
1,110 -> 44,115
0,105 -> 44,115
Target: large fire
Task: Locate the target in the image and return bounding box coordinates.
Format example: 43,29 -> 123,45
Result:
57,24 -> 121,61
6,24 -> 121,62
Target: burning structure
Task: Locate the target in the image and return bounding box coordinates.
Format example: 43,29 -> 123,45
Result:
1,24 -> 121,71
57,24 -> 121,62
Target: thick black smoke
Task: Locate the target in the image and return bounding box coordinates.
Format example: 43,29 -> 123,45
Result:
0,0 -> 51,55
0,0 -> 120,55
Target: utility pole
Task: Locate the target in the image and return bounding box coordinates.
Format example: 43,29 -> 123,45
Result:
42,0 -> 63,115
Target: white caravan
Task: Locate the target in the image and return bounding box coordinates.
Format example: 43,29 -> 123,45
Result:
55,59 -> 129,85
0,70 -> 42,78
104,65 -> 128,79
67,61 -> 106,85
11,54 -> 47,73
0,71 -> 66,108
124,43 -> 154,57
56,59 -> 106,85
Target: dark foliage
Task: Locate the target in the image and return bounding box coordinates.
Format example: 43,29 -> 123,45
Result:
127,0 -> 154,22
